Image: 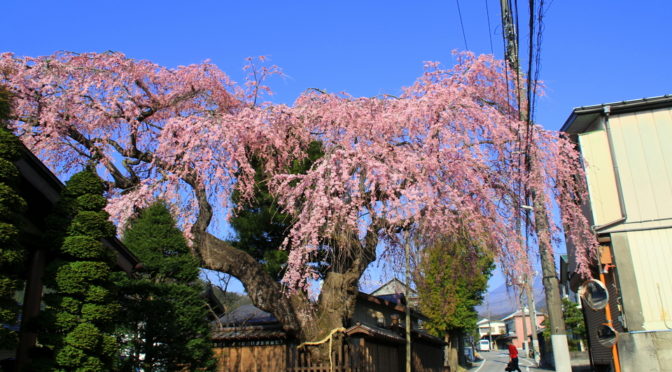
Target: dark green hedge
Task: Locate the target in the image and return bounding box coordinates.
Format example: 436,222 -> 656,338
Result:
36,170 -> 120,371
0,125 -> 25,350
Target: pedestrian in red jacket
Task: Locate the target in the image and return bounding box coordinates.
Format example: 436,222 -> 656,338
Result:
507,341 -> 522,372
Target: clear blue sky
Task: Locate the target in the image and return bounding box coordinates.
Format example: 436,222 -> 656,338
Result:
4,0 -> 671,293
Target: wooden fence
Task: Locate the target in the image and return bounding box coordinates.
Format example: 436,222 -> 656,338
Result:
287,338 -> 355,372
215,336 -> 441,371
286,337 -> 409,372
214,344 -> 287,372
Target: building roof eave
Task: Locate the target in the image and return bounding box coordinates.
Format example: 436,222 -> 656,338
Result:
15,144 -> 140,272
561,94 -> 672,134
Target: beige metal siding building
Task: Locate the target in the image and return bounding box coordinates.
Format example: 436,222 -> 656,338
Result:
562,95 -> 672,371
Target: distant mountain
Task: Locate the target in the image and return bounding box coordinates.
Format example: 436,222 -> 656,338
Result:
476,276 -> 546,320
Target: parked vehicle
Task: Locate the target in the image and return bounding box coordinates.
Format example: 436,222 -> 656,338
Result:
478,339 -> 491,351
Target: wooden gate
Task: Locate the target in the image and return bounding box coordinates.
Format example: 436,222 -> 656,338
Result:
287,340 -> 357,372
287,337 -> 404,372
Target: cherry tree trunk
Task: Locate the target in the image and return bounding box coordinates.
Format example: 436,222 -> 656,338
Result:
192,186 -> 377,349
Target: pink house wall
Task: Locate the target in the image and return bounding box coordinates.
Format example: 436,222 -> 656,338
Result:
510,314 -> 545,349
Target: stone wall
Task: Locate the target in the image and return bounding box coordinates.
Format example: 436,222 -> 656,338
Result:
618,330 -> 672,372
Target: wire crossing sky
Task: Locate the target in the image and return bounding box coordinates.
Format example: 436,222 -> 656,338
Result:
3,1 -> 670,131
3,0 -> 671,293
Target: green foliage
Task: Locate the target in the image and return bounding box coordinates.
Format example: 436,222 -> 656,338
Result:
68,211 -> 116,241
60,236 -> 108,260
58,297 -> 83,314
118,201 -> 214,371
0,87 -> 11,126
55,345 -> 87,368
0,111 -> 25,349
81,303 -> 119,323
0,223 -> 21,264
65,323 -> 102,351
230,141 -> 324,279
0,182 -> 26,220
0,158 -> 19,184
54,309 -> 79,330
542,297 -> 586,351
122,201 -> 199,282
75,194 -> 107,212
416,235 -> 494,337
85,285 -> 111,303
64,171 -> 105,197
55,261 -> 111,295
0,129 -> 22,161
35,170 -> 121,371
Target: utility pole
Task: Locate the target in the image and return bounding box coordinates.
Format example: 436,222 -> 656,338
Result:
488,308 -> 493,350
518,288 -> 529,353
533,196 -> 571,371
404,235 -> 412,372
498,1 -> 572,370
499,0 -> 519,74
525,275 -> 540,365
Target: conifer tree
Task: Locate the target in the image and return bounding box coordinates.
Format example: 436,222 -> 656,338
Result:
37,170 -> 120,371
0,87 -> 26,350
542,297 -> 587,351
416,234 -> 494,371
229,141 -> 324,280
117,201 -> 213,372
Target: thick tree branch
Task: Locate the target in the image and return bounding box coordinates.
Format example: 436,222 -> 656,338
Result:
311,221 -> 379,340
65,127 -> 137,189
188,178 -> 309,336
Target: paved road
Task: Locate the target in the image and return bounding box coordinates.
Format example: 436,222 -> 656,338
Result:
469,351 -> 551,372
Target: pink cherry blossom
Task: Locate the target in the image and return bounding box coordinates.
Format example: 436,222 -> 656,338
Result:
0,51 -> 597,290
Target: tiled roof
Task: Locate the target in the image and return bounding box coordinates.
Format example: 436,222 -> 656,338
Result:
218,304 -> 277,326
345,323 -> 444,346
211,325 -> 287,341
346,323 -> 404,344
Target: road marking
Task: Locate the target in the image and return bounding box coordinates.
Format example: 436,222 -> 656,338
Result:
519,356 -> 535,372
474,356 -> 486,372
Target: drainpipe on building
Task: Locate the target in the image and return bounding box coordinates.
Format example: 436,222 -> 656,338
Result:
597,105 -> 624,372
593,106 -> 628,232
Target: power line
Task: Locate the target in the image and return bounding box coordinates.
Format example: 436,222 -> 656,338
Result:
530,0 -> 546,126
485,0 -> 495,54
525,0 -> 535,150
455,0 -> 469,50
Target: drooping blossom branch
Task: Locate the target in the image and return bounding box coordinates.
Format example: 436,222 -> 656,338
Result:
0,51 -> 597,289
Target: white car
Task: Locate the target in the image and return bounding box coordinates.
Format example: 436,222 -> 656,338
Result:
478,339 -> 491,351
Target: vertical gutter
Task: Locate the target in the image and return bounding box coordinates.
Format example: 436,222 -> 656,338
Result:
593,106 -> 628,231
